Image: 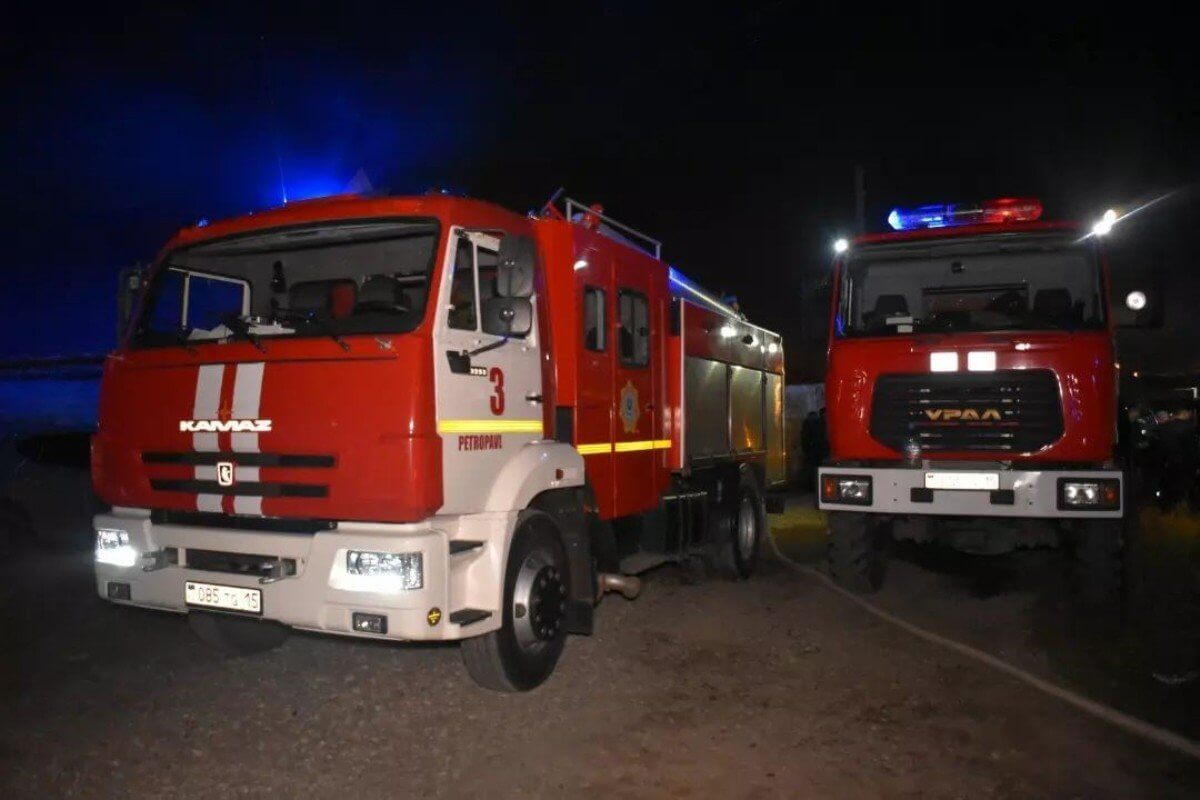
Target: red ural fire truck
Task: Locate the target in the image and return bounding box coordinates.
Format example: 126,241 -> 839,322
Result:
819,198 -> 1125,601
92,192 -> 785,690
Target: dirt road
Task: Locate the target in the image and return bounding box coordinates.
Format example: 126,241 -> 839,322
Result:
2,528 -> 1198,798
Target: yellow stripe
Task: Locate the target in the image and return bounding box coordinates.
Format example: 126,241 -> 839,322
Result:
437,419 -> 544,435
577,439 -> 673,455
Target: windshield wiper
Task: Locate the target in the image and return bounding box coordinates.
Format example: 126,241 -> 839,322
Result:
272,309 -> 350,352
173,328 -> 198,355
219,312 -> 267,353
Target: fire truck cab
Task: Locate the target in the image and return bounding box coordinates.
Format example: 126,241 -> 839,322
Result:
92,192 -> 785,690
819,199 -> 1124,601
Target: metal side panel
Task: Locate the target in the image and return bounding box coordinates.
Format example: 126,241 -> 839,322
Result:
684,357 -> 729,459
765,372 -> 785,485
730,365 -> 764,453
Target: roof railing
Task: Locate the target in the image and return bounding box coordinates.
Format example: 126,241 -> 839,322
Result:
564,197 -> 662,260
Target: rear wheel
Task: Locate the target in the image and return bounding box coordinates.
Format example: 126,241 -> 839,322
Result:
827,511 -> 890,593
188,611 -> 290,655
1071,519 -> 1122,604
461,511 -> 569,692
710,470 -> 765,580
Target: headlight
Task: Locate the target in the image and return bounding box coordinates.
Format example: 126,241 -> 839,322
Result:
821,475 -> 873,506
1057,478 -> 1120,511
95,528 -> 138,567
345,550 -> 423,591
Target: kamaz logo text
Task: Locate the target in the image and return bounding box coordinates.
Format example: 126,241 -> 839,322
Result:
923,409 -> 1002,422
179,419 -> 273,433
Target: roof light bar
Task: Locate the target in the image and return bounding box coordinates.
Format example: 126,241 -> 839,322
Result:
886,197 -> 1043,231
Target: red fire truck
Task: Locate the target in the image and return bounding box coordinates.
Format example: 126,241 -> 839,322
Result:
819,198 -> 1125,601
92,192 -> 785,690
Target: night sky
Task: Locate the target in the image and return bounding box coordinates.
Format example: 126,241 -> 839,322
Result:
3,4 -> 1197,379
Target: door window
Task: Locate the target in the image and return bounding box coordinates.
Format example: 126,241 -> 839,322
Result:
618,290 -> 649,366
448,237 -> 478,330
447,233 -> 521,337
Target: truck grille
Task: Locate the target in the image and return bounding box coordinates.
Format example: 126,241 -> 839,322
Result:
869,369 -> 1062,453
142,451 -> 333,498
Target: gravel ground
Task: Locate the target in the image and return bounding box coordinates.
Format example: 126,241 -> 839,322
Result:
2,531 -> 1199,798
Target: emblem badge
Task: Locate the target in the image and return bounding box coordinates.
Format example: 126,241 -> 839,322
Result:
216,461 -> 235,487
619,380 -> 640,434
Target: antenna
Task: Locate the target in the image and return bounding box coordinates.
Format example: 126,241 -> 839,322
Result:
260,34 -> 288,204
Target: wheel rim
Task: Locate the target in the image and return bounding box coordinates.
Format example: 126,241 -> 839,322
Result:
736,493 -> 758,562
512,548 -> 566,651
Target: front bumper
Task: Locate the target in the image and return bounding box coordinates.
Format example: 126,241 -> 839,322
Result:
818,466 -> 1123,518
93,508 -> 511,641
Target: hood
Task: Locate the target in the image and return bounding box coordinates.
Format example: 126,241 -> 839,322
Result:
92,335 -> 441,523
826,330 -> 1116,463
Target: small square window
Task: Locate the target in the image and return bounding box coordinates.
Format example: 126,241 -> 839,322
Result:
618,290 -> 649,366
584,286 -> 606,351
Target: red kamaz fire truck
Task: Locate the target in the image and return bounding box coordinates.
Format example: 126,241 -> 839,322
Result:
819,198 -> 1124,601
92,192 -> 785,690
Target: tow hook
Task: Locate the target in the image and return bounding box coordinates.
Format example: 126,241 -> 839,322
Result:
596,573 -> 642,601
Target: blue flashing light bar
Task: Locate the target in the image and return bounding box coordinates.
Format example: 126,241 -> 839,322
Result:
886,198 -> 1043,231
668,267 -> 741,319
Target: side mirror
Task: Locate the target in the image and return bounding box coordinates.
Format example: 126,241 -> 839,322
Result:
496,235 -> 535,298
482,296 -> 532,337
117,264 -> 148,340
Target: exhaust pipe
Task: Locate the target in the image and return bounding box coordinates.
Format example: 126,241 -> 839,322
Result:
596,572 -> 642,601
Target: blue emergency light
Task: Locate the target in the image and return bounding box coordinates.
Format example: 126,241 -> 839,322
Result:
886,198 -> 1043,231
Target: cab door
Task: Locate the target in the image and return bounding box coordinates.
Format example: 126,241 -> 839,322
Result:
610,253 -> 660,516
434,228 -> 544,515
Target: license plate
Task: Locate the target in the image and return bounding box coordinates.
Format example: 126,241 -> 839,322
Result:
185,581 -> 262,615
924,471 -> 1000,491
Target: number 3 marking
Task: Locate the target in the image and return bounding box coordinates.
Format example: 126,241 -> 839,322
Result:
489,367 -> 505,415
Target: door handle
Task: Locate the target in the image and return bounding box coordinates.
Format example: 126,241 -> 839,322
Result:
526,393 -> 544,404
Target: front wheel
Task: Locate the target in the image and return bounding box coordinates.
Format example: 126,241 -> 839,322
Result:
188,611 -> 290,655
827,511 -> 890,594
1071,519 -> 1122,604
461,510 -> 570,692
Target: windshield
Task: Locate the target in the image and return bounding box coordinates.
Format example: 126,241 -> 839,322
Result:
131,218 -> 440,348
836,237 -> 1105,337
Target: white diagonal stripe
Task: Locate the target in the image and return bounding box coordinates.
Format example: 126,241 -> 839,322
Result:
193,364 -> 224,510
231,363 -> 265,515
233,465 -> 262,516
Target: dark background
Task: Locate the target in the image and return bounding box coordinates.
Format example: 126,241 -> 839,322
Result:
2,3 -> 1197,381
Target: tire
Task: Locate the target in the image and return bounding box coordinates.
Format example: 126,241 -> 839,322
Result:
461,510 -> 569,692
188,611 -> 290,655
718,470 -> 765,580
1072,519 -> 1122,604
827,511 -> 889,593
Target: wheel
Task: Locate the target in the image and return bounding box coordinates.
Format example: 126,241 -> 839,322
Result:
188,611 -> 290,655
461,510 -> 569,692
1071,519 -> 1122,604
711,469 -> 766,580
827,511 -> 889,593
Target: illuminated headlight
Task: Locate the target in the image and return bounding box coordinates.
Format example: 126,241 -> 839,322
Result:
95,528 -> 138,567
346,551 -> 423,590
1057,478 -> 1120,511
821,474 -> 873,506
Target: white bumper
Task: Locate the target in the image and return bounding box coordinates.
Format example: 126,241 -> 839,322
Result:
93,508 -> 514,641
818,466 -> 1123,519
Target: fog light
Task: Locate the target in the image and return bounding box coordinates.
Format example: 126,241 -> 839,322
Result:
95,528 -> 138,567
346,551 -> 423,591
1057,478 -> 1120,511
821,474 -> 873,506
352,612 -> 387,635
106,581 -> 131,601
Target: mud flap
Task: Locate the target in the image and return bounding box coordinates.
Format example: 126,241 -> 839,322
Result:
530,487 -> 595,635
